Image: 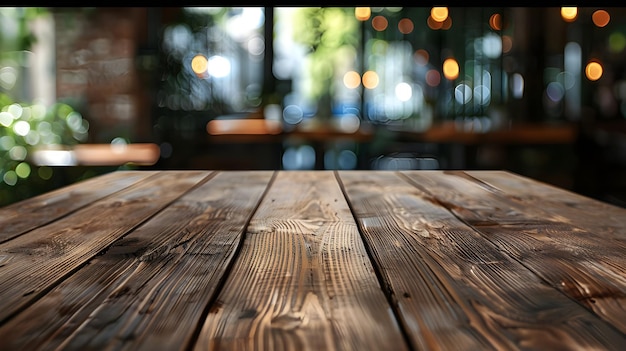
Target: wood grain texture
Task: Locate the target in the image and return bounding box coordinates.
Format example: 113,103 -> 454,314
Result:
0,170 -> 624,351
339,170 -> 626,350
401,170 -> 626,337
0,170 -> 210,325
194,171 -> 408,351
0,171 -> 273,351
466,170 -> 626,241
0,170 -> 154,244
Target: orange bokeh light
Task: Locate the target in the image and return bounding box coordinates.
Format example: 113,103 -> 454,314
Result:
191,54 -> 208,77
502,35 -> 513,54
362,70 -> 380,89
592,10 -> 610,27
443,58 -> 459,80
427,15 -> 443,30
441,16 -> 452,30
398,18 -> 414,34
561,7 -> 578,22
425,69 -> 441,87
343,71 -> 361,89
372,15 -> 388,31
355,7 -> 371,21
414,49 -> 429,65
431,7 -> 448,22
585,61 -> 603,81
489,13 -> 502,31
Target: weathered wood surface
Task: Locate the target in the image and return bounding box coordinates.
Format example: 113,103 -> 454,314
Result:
340,170 -> 626,350
0,171 -> 210,324
0,170 -> 624,351
0,171 -> 271,351
195,171 -> 407,351
0,171 -> 154,244
401,170 -> 626,335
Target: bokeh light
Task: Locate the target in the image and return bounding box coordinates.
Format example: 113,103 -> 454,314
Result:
398,18 -> 414,34
395,82 -> 412,101
592,10 -> 610,28
511,73 -> 525,99
489,13 -> 502,31
609,32 -> 626,53
482,33 -> 502,59
343,71 -> 361,89
427,15 -> 443,30
441,16 -> 452,30
362,70 -> 380,89
561,7 -> 577,22
502,35 -> 513,54
425,69 -> 441,87
282,144 -> 316,170
38,166 -> 53,180
191,54 -> 208,77
431,7 -> 448,22
585,61 -> 603,81
207,55 -> 231,78
372,15 -> 388,31
355,7 -> 371,21
443,58 -> 460,80
414,49 -> 429,65
15,162 -> 31,178
455,83 -> 472,104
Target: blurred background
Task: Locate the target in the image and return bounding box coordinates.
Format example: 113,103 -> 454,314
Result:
1,7 -> 625,208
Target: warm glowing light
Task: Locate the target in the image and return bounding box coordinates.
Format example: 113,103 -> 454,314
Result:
443,58 -> 460,80
431,7 -> 448,22
425,69 -> 441,87
585,61 -> 603,81
73,144 -> 161,166
355,7 -> 371,21
489,13 -> 502,31
427,15 -> 443,30
441,16 -> 452,30
362,70 -> 379,89
414,49 -> 429,65
502,35 -> 513,54
372,15 -> 388,31
398,18 -> 414,34
561,7 -> 578,22
191,54 -> 208,76
207,119 -> 282,135
343,71 -> 361,89
592,10 -> 610,27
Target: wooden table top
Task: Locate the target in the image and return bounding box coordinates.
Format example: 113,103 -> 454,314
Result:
0,170 -> 624,350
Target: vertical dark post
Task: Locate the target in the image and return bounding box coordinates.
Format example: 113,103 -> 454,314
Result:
263,7 -> 275,104
360,18 -> 366,120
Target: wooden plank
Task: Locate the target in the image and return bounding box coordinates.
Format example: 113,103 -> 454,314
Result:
194,171 -> 408,351
0,170 -> 273,351
0,170 -> 210,324
466,170 -> 626,241
0,170 -> 155,244
401,170 -> 626,336
339,170 -> 626,350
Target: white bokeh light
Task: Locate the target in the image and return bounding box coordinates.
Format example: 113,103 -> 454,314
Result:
395,82 -> 413,102
207,55 -> 231,78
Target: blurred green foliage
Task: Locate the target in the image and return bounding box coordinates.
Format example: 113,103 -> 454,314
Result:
292,7 -> 359,101
0,93 -> 89,206
0,8 -> 92,207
